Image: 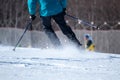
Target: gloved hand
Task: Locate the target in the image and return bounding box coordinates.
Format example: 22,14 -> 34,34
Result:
29,15 -> 36,21
62,8 -> 66,15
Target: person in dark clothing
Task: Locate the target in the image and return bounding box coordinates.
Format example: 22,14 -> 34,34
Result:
28,0 -> 82,48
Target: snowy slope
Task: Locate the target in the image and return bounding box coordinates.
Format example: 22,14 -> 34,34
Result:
0,46 -> 120,80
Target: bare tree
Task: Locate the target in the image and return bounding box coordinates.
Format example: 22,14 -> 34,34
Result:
0,0 -> 120,30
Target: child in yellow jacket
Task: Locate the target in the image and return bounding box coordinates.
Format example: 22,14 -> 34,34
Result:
84,34 -> 95,51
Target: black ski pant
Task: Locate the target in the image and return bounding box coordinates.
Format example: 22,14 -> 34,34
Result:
41,12 -> 81,47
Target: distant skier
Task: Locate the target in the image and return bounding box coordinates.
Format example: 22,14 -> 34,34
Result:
84,34 -> 95,51
27,0 -> 82,48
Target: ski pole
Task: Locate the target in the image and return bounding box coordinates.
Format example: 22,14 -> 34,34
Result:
66,14 -> 96,28
13,20 -> 32,51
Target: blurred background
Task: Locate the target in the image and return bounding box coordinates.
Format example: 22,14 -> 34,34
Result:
0,0 -> 120,30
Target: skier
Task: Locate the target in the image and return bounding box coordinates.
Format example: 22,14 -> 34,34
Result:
84,34 -> 95,51
27,0 -> 82,48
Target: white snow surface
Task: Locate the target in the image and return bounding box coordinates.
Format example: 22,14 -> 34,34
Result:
0,45 -> 120,80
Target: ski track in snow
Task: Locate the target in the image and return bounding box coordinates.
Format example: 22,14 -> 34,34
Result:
0,46 -> 120,80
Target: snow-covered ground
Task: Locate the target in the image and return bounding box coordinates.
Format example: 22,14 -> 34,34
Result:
0,46 -> 120,80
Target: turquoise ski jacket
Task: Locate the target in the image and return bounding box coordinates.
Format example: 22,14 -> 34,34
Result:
28,0 -> 67,16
